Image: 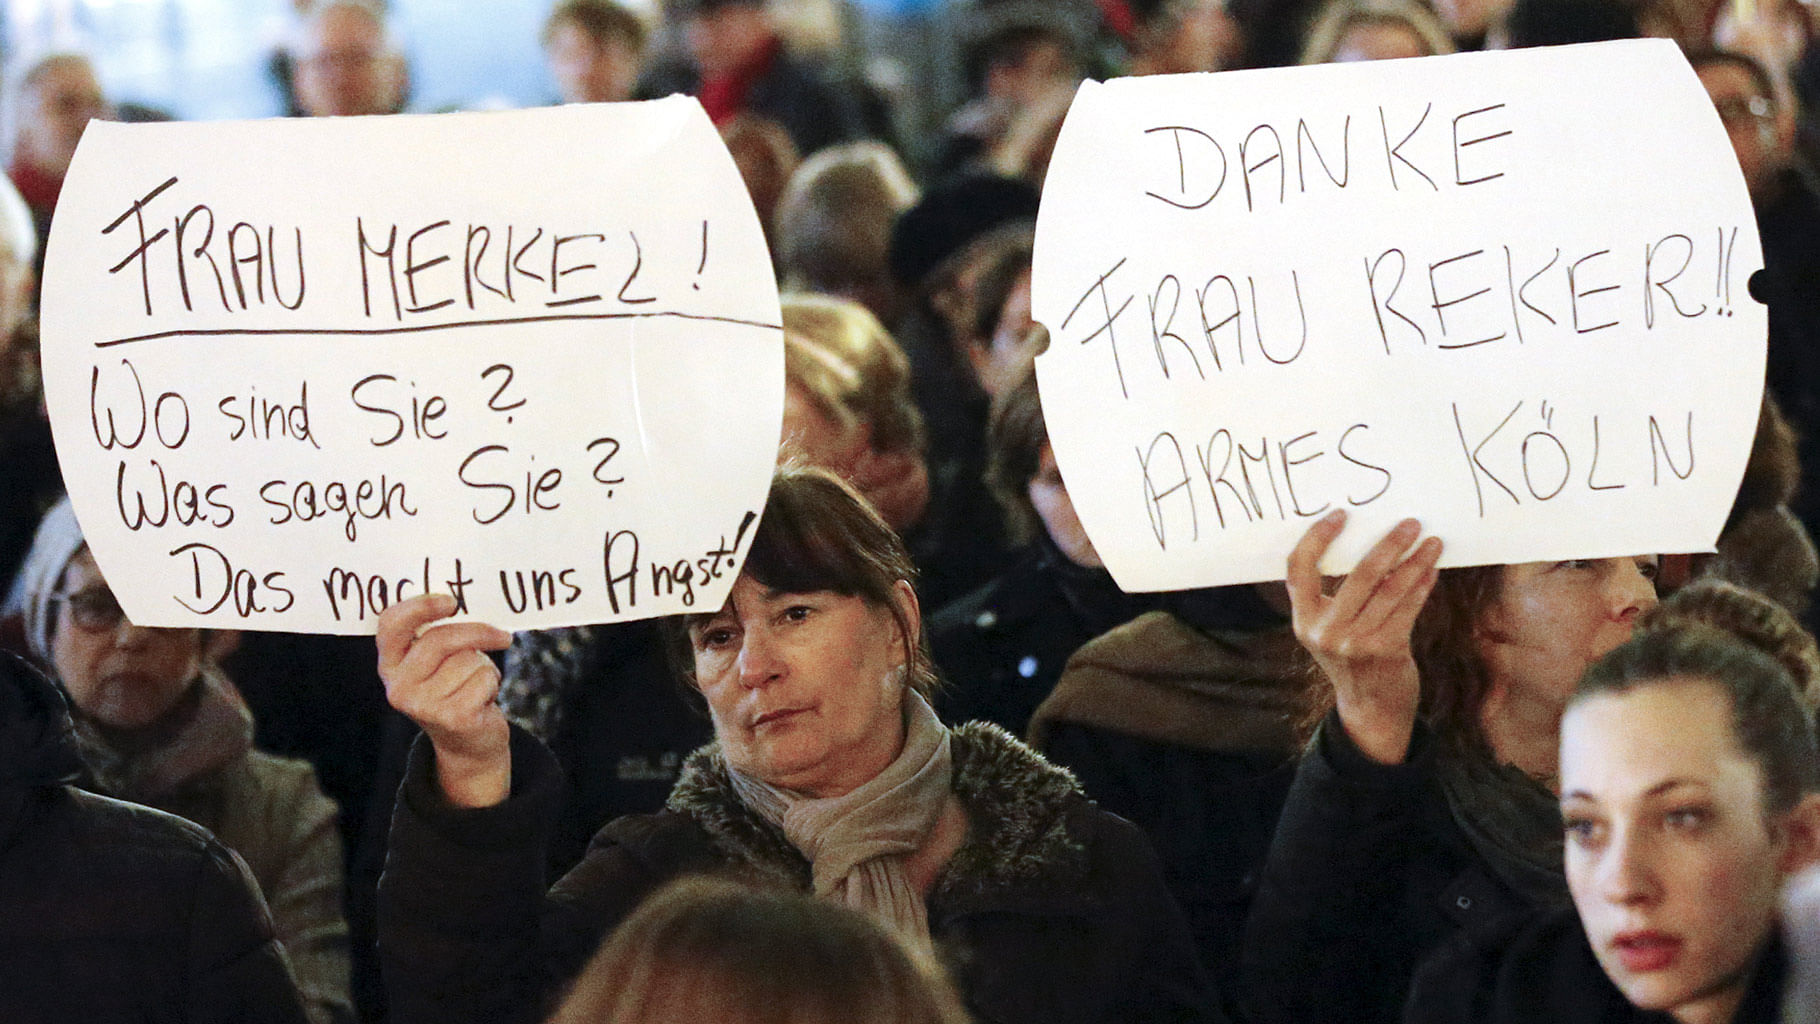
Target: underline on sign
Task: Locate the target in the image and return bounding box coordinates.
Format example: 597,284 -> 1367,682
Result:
93,309 -> 784,348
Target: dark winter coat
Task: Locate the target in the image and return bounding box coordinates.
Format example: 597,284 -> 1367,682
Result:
380,721 -> 1221,1024
1028,611 -> 1308,1017
1240,714 -> 1540,1024
1403,904 -> 1791,1024
932,537 -> 1162,735
0,652 -> 309,1024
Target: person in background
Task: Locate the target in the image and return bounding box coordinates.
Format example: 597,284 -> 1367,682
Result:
1498,0 -> 1639,48
780,295 -> 931,534
933,369 -> 1165,736
292,0 -> 406,118
0,651 -> 311,1024
935,12 -> 1083,178
1690,52 -> 1820,604
953,224 -> 1034,402
720,113 -> 801,249
1298,0 -> 1454,64
1690,397 -> 1819,621
1243,512 -> 1659,1024
544,0 -> 648,105
10,500 -> 352,1024
885,192 -> 1040,610
1407,582 -> 1820,1023
0,176 -> 58,600
378,465 -> 1219,1024
1429,0 -> 1512,49
775,140 -> 921,325
640,0 -> 868,159
1123,0 -> 1243,75
549,876 -> 971,1024
6,52 -> 107,282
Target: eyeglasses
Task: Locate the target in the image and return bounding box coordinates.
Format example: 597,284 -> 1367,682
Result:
51,586 -> 127,633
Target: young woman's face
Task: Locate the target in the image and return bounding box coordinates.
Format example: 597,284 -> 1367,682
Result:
689,574 -> 912,799
1478,557 -> 1658,727
51,549 -> 201,729
1028,443 -> 1099,568
1562,678 -> 1792,1024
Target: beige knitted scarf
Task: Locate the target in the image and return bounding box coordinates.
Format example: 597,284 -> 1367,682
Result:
729,689 -> 953,950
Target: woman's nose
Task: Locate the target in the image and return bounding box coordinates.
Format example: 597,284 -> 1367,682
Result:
1609,559 -> 1658,622
1600,827 -> 1661,906
736,630 -> 783,689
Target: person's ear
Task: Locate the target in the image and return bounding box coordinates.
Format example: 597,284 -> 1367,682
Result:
1777,793 -> 1820,877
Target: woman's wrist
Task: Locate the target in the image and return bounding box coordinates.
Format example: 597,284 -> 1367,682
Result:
433,743 -> 512,809
1334,694 -> 1417,765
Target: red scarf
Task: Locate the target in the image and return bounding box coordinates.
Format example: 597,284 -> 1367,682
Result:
699,35 -> 781,126
8,160 -> 60,216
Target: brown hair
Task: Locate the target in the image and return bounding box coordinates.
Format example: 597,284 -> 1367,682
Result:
1298,564 -> 1505,750
551,877 -> 971,1024
542,0 -> 648,53
670,464 -> 937,700
1576,618 -> 1820,817
1641,578 -> 1820,716
781,294 -> 925,457
984,369 -> 1047,545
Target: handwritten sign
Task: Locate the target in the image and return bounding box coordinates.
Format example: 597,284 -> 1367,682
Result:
1031,40 -> 1764,591
40,98 -> 783,633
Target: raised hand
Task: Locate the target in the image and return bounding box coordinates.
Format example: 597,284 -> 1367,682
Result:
377,593 -> 515,807
1287,510 -> 1443,765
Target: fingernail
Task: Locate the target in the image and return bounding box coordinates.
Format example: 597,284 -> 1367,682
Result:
1396,518 -> 1420,535
1323,508 -> 1346,524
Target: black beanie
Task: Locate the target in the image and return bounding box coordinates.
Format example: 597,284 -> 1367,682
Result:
888,173 -> 1041,289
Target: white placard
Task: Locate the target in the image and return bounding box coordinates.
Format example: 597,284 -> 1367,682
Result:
1031,40 -> 1765,591
41,98 -> 783,634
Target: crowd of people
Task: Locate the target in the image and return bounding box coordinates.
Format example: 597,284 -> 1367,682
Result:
2,0 -> 1819,1022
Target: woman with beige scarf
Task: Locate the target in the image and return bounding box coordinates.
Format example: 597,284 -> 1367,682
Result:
377,464 -> 1217,1024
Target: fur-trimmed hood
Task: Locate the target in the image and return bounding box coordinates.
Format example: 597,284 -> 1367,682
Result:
664,720 -> 1094,914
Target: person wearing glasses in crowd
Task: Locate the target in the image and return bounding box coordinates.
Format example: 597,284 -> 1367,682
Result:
6,498 -> 352,1024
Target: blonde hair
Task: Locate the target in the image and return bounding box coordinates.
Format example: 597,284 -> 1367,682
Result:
781,294 -> 924,456
1298,0 -> 1455,63
551,876 -> 972,1024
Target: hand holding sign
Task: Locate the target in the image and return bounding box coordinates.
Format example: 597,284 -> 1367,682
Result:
1031,40 -> 1765,591
41,98 -> 783,633
1287,511 -> 1442,765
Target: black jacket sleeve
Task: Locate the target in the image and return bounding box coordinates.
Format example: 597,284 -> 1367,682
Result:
378,726 -> 709,1024
378,726 -> 572,1024
1239,713 -> 1449,1024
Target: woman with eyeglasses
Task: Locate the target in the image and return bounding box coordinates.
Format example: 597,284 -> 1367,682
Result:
8,497 -> 353,1024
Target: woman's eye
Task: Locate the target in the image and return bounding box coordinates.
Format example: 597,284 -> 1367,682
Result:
696,627 -> 737,650
1635,559 -> 1660,581
1563,816 -> 1604,847
1665,807 -> 1710,832
782,605 -> 814,624
1558,559 -> 1596,571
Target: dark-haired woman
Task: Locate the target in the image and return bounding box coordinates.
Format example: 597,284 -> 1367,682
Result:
1406,581 -> 1820,1023
378,465 -> 1218,1024
1242,511 -> 1658,1024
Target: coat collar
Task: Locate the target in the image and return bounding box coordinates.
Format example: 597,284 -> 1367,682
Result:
666,720 -> 1092,914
